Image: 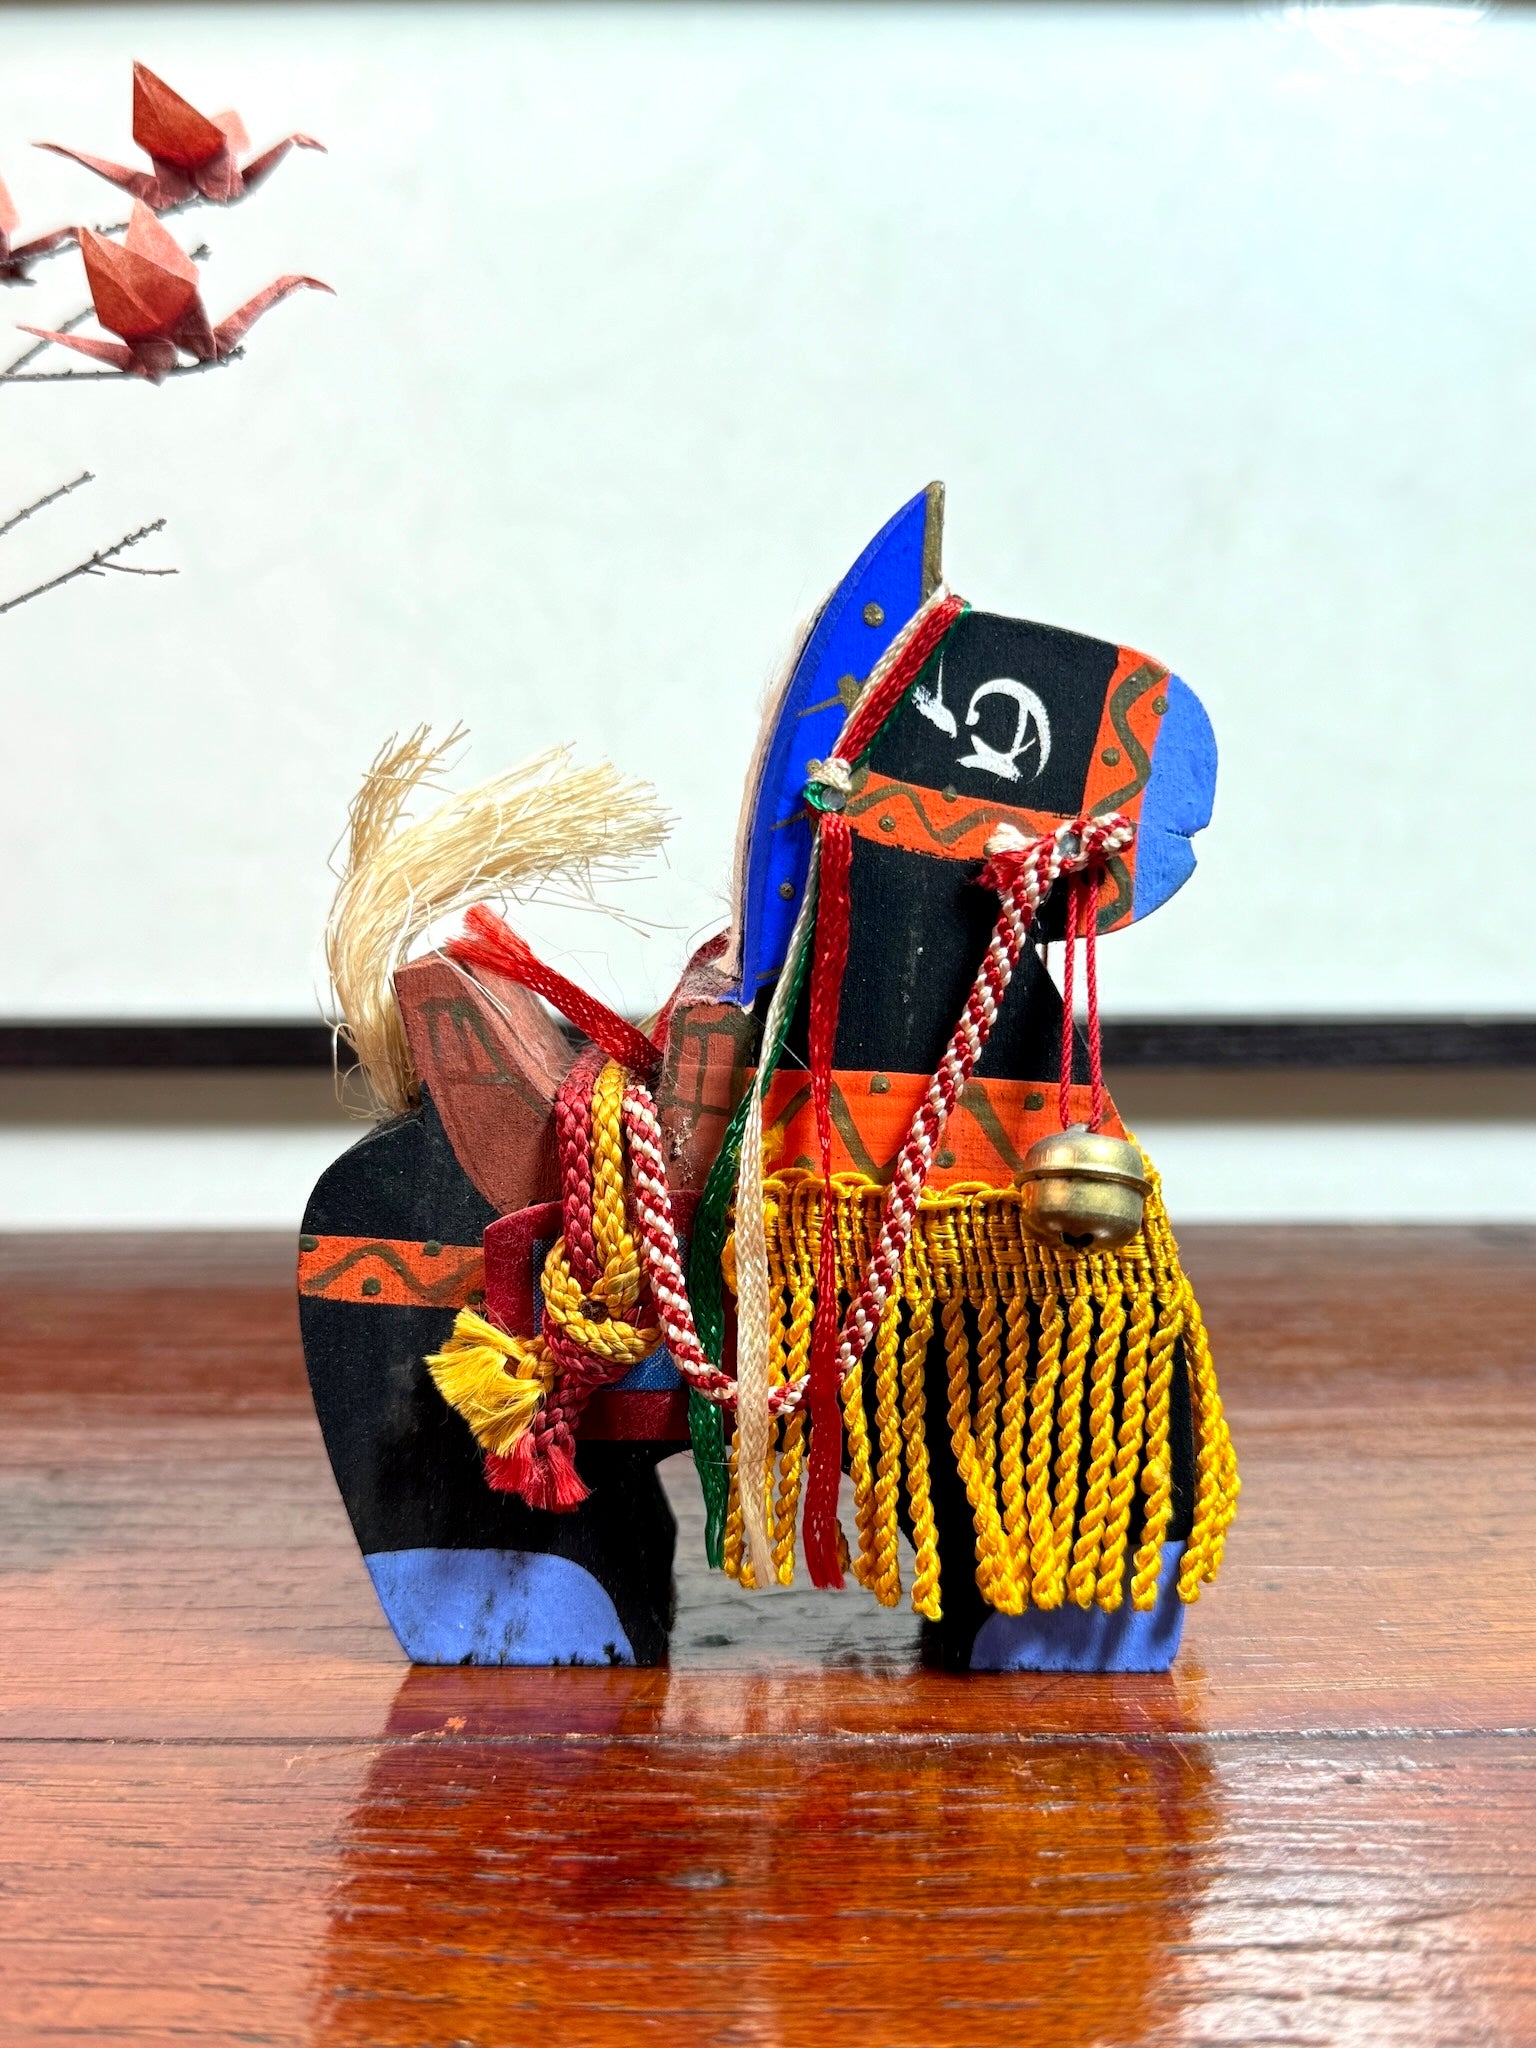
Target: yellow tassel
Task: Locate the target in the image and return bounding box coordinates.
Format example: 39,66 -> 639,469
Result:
1026,1285 -> 1065,1605
971,1238 -> 1011,1605
425,1309 -> 556,1458
1177,1277 -> 1241,1598
869,1289 -> 905,1609
715,1152 -> 1238,1621
767,1179 -> 816,1584
1131,1284 -> 1180,1611
1047,1288 -> 1093,1606
998,1275 -> 1031,1594
723,1425 -> 753,1587
1069,1268 -> 1126,1605
843,1332 -> 878,1592
1095,1270 -> 1153,1610
899,1236 -> 942,1620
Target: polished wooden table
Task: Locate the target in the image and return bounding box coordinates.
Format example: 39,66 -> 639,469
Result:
2,1228 -> 1533,2046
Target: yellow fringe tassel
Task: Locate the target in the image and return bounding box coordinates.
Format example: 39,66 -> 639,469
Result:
423,1309 -> 557,1456
721,1156 -> 1239,1619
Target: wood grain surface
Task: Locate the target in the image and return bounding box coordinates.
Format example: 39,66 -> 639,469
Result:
2,1227 -> 1533,2045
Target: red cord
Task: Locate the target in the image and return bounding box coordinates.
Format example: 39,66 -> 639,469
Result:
799,595 -> 964,1584
447,904 -> 662,1081
834,593 -> 966,764
1057,865 -> 1108,1132
1058,874 -> 1079,1132
486,1051 -> 638,1512
1083,864 -> 1106,1131
802,810 -> 853,1589
553,1051 -> 603,1292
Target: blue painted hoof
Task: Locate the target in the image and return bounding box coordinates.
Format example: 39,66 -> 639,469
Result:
364,1547 -> 637,1666
969,1542 -> 1188,1673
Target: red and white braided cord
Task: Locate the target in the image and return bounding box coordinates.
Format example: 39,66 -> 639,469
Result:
833,812 -> 1132,1385
622,1083 -> 745,1405
623,1082 -> 830,1418
620,811 -> 1133,1419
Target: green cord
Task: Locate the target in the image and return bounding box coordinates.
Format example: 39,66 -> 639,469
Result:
685,1094 -> 751,1566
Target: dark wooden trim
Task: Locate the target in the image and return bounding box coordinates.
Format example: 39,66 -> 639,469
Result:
1103,1018 -> 1536,1068
0,1017 -> 1533,1071
0,1023 -> 344,1071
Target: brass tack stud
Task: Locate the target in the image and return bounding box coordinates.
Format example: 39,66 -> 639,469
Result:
1025,1091 -> 1045,1112
863,601 -> 885,627
422,1239 -> 443,1257
360,1276 -> 382,1297
942,785 -> 958,802
869,1074 -> 891,1094
879,814 -> 896,832
1101,746 -> 1121,767
298,1234 -> 318,1253
937,1149 -> 956,1170
778,879 -> 795,899
1152,694 -> 1168,715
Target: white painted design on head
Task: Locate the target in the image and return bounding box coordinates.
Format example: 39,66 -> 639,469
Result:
912,647 -> 958,737
957,678 -> 1052,783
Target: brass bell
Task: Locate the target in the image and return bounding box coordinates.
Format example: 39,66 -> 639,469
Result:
1018,1125 -> 1150,1252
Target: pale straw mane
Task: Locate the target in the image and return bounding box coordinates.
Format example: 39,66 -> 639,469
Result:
325,726 -> 669,1118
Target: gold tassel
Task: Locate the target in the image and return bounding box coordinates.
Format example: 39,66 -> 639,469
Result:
425,1310 -> 556,1457
721,1157 -> 1239,1621
899,1234 -> 942,1620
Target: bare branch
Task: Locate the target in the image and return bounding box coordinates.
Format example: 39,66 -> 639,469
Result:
0,343 -> 243,387
0,518 -> 175,615
0,469 -> 94,542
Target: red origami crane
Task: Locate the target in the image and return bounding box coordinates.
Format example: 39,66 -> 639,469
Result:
0,174 -> 76,283
19,203 -> 331,381
37,62 -> 323,210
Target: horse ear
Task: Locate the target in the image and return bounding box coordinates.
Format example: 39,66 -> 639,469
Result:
725,483 -> 945,1001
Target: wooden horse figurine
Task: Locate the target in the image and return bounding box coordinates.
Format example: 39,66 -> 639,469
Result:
299,485 -> 1238,1670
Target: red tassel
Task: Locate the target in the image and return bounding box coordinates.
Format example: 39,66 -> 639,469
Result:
485,1434 -> 591,1512
448,904 -> 662,1081
802,811 -> 854,1588
482,1328 -> 603,1514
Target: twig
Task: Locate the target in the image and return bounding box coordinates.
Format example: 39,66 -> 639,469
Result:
0,344 -> 243,386
0,518 -> 175,615
0,469 -> 94,542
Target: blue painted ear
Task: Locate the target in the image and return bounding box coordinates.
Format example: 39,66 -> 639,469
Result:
1131,674 -> 1216,921
730,485 -> 942,1001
